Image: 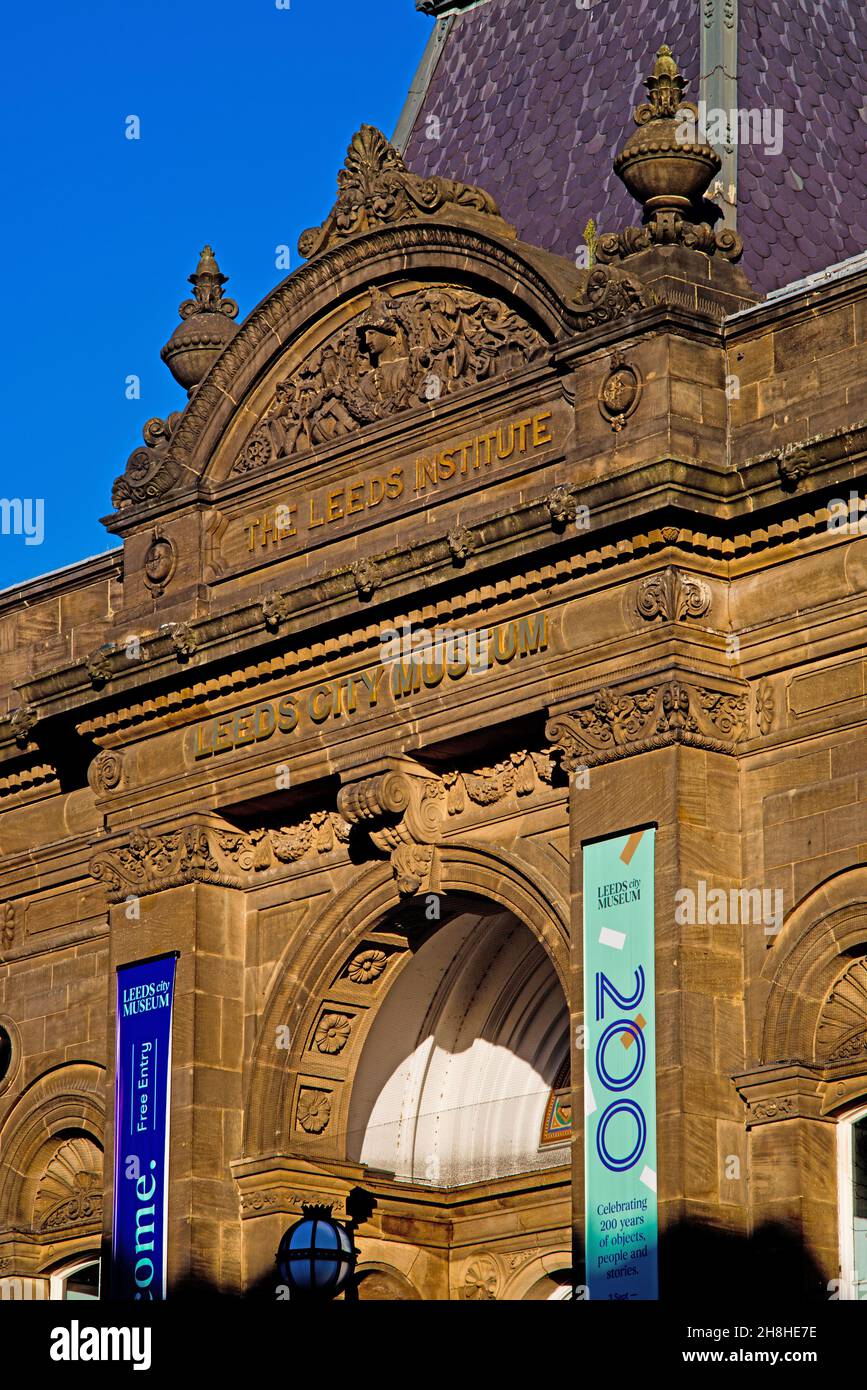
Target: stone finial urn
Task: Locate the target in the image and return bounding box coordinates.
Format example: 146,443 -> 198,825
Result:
160,246 -> 239,394
614,45 -> 720,221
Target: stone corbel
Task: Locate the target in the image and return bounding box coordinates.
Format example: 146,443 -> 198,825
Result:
337,757 -> 444,895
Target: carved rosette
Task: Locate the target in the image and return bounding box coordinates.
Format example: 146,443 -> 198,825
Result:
461,1255 -> 500,1301
346,948 -> 389,985
313,1013 -> 353,1056
636,568 -> 711,622
298,125 -> 515,260
296,1088 -> 332,1135
755,678 -> 775,737
547,679 -> 748,769
231,284 -> 544,474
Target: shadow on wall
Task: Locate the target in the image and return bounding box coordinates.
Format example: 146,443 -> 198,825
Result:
163,1212 -> 830,1301
659,1220 -> 830,1303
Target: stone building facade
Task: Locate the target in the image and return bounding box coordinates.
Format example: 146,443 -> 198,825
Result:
1,20 -> 866,1301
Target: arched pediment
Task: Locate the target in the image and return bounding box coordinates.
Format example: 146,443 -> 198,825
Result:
108,127 -> 650,519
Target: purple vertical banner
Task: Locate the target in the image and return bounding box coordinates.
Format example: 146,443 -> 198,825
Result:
112,953 -> 178,1300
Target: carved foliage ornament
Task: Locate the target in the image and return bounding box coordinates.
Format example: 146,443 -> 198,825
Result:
636,568 -> 711,622
297,125 -> 514,260
232,286 -> 544,473
1,902 -> 15,951
442,750 -> 554,815
91,814 -> 353,901
572,265 -> 650,331
113,414 -> 184,511
547,680 -> 748,769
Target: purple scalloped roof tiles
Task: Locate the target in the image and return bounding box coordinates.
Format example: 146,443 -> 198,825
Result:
403,0 -> 867,296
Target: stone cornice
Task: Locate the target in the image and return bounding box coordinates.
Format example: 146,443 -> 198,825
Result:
5,440 -> 867,756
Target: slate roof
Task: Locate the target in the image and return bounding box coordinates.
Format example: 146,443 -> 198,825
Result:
402,0 -> 867,296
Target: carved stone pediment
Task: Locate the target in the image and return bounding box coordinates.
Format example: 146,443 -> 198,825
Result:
232,285 -> 545,474
298,125 -> 515,260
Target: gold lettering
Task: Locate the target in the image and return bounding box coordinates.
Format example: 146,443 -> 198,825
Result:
368,476 -> 385,507
496,425 -> 516,460
392,661 -> 422,698
533,412 -> 553,447
309,495 -> 324,529
345,482 -> 365,515
255,703 -> 276,741
214,715 -> 234,753
438,450 -> 456,481
308,685 -> 332,722
326,489 -> 344,523
494,622 -> 517,663
386,467 -> 404,500
234,710 -> 255,747
277,696 -> 298,733
517,613 -> 548,655
195,720 -> 215,759
415,457 -> 437,493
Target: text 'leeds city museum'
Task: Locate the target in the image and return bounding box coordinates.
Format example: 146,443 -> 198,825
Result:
2,0 -> 867,1302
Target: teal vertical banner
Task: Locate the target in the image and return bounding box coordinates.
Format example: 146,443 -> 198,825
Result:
583,828 -> 658,1300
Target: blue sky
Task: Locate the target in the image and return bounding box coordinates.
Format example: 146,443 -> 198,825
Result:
1,0 -> 431,590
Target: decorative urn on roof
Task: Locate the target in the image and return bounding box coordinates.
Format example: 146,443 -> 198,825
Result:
597,44 -> 744,266
614,45 -> 720,222
160,245 -> 239,394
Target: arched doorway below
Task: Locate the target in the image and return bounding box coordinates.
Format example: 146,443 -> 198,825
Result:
838,1106 -> 867,1300
346,903 -> 570,1187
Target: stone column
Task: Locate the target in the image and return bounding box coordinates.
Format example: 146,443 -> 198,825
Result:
548,673 -> 749,1297
93,822 -> 246,1295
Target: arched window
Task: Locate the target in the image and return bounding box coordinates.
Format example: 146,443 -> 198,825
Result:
838,1107 -> 867,1301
